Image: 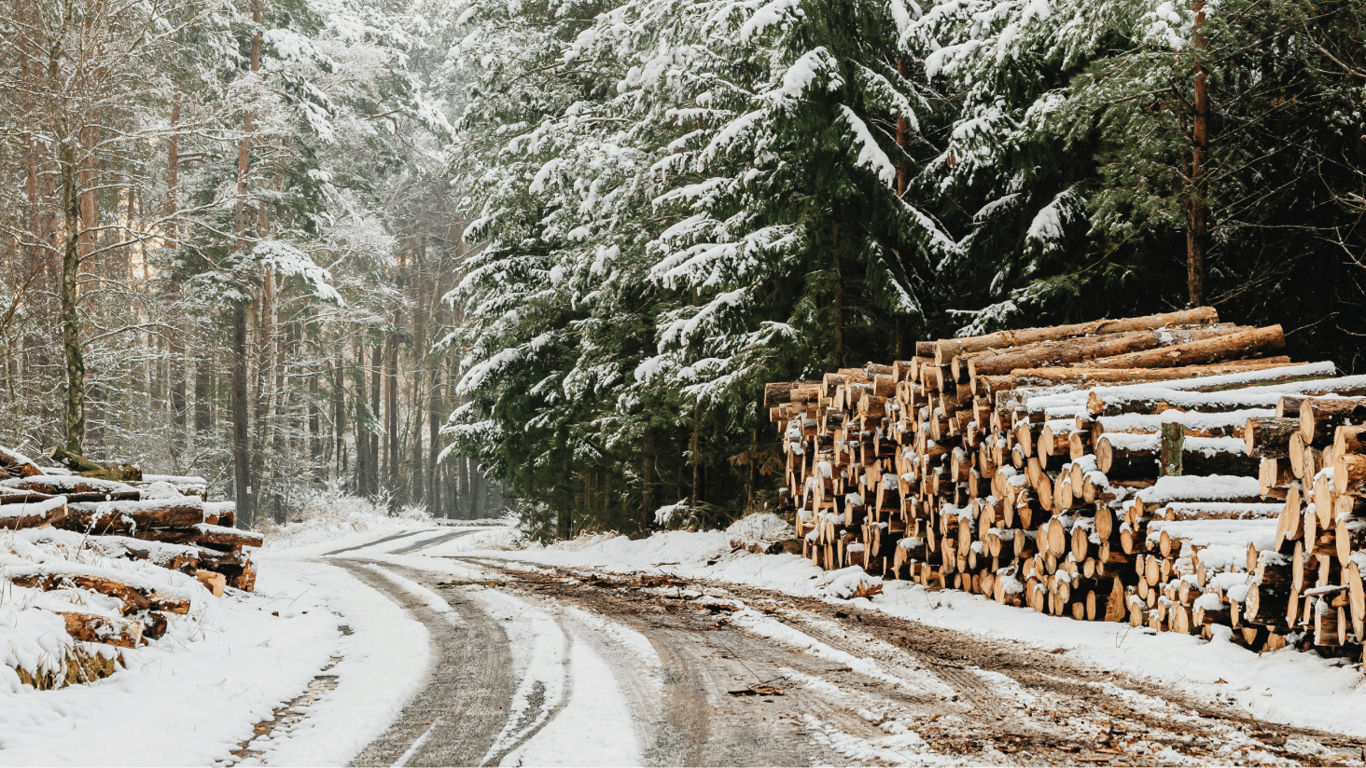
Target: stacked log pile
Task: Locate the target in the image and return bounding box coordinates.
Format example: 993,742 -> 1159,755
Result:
768,308 -> 1366,655
0,445 -> 259,671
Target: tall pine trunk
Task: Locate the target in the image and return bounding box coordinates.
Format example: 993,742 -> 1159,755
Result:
1187,0 -> 1209,306
231,1 -> 262,525
58,145 -> 85,453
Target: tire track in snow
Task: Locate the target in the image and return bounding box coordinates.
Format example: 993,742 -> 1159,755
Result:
336,561 -> 515,767
322,529 -> 436,557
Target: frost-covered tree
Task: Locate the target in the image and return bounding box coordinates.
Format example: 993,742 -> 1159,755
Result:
446,0 -> 953,537
909,0 -> 1366,356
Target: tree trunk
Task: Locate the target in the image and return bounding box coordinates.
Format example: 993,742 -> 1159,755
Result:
354,342 -> 370,495
332,351 -> 345,479
428,370 -> 442,516
58,148 -> 85,454
1187,0 -> 1209,307
386,333 -> 399,508
166,96 -> 187,457
230,0 -> 262,526
231,303 -> 251,525
640,433 -> 654,535
370,343 -> 382,500
194,345 -> 212,436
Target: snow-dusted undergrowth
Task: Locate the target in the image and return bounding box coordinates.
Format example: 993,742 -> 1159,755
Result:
258,484 -> 432,550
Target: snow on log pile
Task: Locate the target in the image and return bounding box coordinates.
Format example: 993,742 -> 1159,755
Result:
766,307 -> 1366,658
0,446 -> 258,688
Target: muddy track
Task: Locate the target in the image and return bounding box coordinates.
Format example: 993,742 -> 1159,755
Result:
336,561 -> 516,767
460,558 -> 1366,766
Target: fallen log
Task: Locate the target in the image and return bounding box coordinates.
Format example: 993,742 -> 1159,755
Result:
0,495 -> 68,529
0,447 -> 43,479
1084,325 -> 1285,370
934,308 -> 1220,363
48,446 -> 143,482
62,499 -> 207,534
11,573 -> 190,615
966,326 -> 1251,379
977,359 -> 1303,397
57,611 -> 144,648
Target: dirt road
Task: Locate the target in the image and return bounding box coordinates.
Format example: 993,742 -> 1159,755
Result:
285,544 -> 1366,767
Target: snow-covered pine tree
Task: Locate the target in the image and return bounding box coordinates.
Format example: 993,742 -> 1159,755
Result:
908,0 -> 1366,355
447,0 -> 954,536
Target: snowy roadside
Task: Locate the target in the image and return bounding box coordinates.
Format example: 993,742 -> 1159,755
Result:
0,510 -> 435,767
437,519 -> 1366,741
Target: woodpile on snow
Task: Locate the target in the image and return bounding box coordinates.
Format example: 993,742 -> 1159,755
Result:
767,308 -> 1366,655
1,447 -> 259,687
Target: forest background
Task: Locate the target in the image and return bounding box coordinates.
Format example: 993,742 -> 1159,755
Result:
0,0 -> 1362,538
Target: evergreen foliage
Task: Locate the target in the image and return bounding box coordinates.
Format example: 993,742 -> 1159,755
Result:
449,0 -> 1366,538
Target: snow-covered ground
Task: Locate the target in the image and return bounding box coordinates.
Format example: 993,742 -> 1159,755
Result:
8,511 -> 1365,766
434,519 -> 1366,741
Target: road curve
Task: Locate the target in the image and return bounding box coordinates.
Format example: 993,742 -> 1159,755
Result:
319,534 -> 1365,767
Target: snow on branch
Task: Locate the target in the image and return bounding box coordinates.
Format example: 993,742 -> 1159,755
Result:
252,240 -> 343,304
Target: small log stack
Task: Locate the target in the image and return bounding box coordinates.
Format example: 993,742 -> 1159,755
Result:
768,308 -> 1366,657
1,446 -> 260,664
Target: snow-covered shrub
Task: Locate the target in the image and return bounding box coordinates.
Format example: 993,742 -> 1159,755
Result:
257,480 -> 431,548
725,512 -> 794,542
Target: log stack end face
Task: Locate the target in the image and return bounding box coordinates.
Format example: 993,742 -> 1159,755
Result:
768,309 -> 1366,659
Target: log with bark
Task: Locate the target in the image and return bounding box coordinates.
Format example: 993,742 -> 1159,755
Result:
1083,325 -> 1285,370
965,325 -> 1251,379
974,358 -> 1304,397
49,446 -> 143,482
58,611 -> 144,648
934,308 -> 1220,363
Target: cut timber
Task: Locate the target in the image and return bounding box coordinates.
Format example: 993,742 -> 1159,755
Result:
1096,434 -> 1257,479
1258,458 -> 1294,500
979,358 -> 1298,396
1094,409 -> 1273,440
764,382 -> 802,409
0,447 -> 43,479
934,308 -> 1219,363
1084,325 -> 1284,369
63,499 -> 207,534
232,561 -> 258,592
196,569 -> 227,597
0,496 -> 69,529
1147,502 -> 1282,522
58,611 -> 144,648
1335,453 -> 1366,497
1,475 -> 139,498
12,573 -> 190,615
0,489 -> 56,504
189,523 -> 264,550
1299,398 -> 1366,448
1334,425 -> 1366,457
1244,418 -> 1298,459
966,326 -> 1250,378
1087,375 -> 1366,418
